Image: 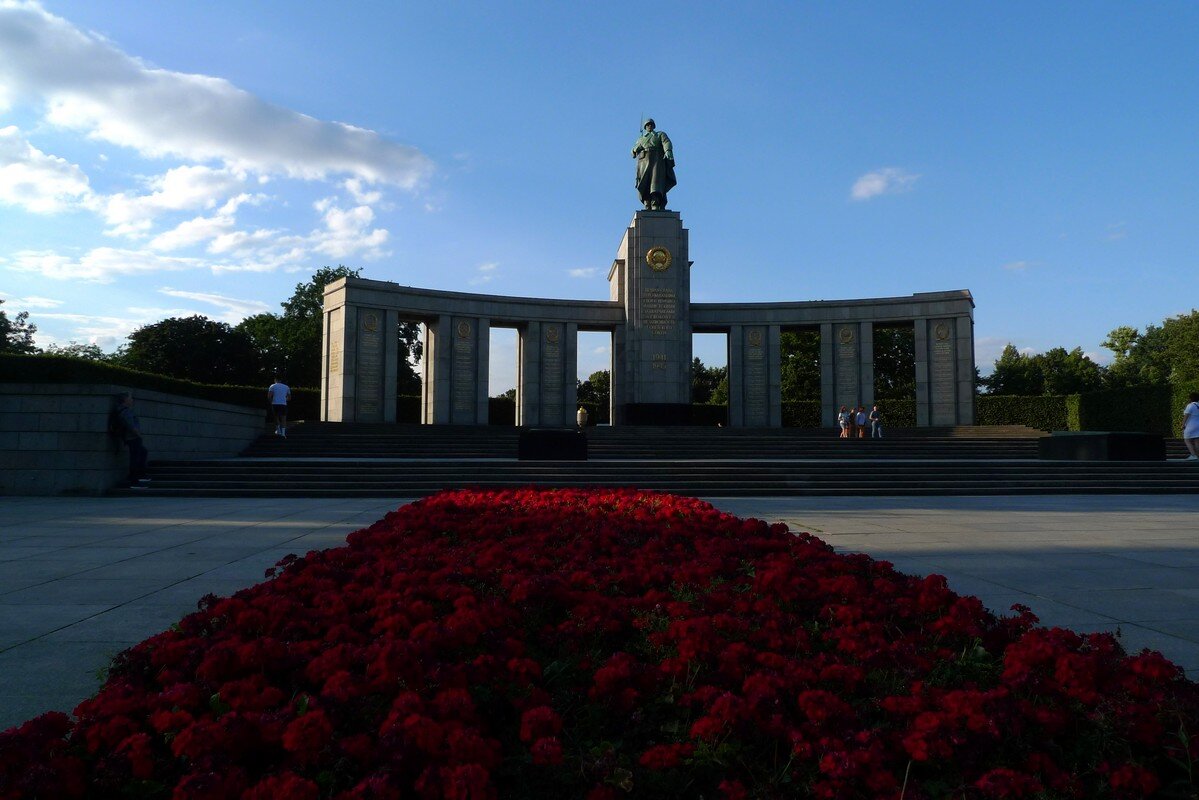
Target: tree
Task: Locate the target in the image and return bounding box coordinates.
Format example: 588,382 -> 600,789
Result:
691,357 -> 727,403
873,326 -> 916,399
577,370 -> 610,407
780,329 -> 820,402
982,344 -> 1044,395
240,265 -> 423,392
44,341 -> 107,361
118,315 -> 264,385
0,299 -> 38,354
1103,311 -> 1199,387
1039,346 -> 1105,394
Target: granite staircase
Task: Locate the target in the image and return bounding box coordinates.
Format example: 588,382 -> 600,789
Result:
115,423 -> 1199,498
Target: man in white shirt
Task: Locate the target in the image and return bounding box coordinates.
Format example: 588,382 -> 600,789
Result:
267,375 -> 292,437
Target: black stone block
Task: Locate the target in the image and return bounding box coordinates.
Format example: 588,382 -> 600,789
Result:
1038,431 -> 1165,461
624,403 -> 693,426
518,428 -> 588,460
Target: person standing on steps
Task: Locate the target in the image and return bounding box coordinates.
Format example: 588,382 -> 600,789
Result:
111,392 -> 149,483
855,406 -> 868,438
267,374 -> 292,437
1183,391 -> 1199,460
837,405 -> 850,438
869,404 -> 883,438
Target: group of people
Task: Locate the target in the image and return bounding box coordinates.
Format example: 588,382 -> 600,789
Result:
109,374 -> 293,485
837,404 -> 882,439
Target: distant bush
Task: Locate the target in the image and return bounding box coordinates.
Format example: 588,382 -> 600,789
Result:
782,400 -> 820,428
397,395 -> 421,423
690,403 -> 727,426
1,353 -> 318,420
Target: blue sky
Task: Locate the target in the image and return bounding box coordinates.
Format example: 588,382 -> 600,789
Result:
1,1 -> 1197,391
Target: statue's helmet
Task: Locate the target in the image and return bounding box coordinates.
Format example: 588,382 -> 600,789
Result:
643,118 -> 655,129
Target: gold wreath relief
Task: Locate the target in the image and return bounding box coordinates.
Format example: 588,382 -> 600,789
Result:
747,330 -> 763,348
362,312 -> 379,333
456,321 -> 471,339
935,323 -> 951,341
838,326 -> 854,344
545,326 -> 560,343
645,246 -> 672,272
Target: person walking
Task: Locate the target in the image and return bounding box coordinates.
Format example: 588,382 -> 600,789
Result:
112,393 -> 149,483
1183,392 -> 1199,460
855,406 -> 868,438
267,374 -> 292,437
869,404 -> 883,438
837,405 -> 849,438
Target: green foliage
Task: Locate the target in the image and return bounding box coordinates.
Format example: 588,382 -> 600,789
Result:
690,403 -> 727,426
1104,311 -> 1199,387
1,353 -> 318,419
0,299 -> 38,355
877,399 -> 916,428
782,400 -> 821,428
982,344 -> 1104,396
976,395 -> 1070,430
1072,385 -> 1174,435
117,315 -> 264,386
43,341 -> 108,361
873,325 -> 916,400
396,395 -> 421,423
690,358 -> 726,404
489,396 -> 516,425
576,400 -> 609,425
577,370 -> 610,408
780,329 -> 819,402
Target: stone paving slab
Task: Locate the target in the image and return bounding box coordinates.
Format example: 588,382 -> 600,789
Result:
2,493 -> 1198,732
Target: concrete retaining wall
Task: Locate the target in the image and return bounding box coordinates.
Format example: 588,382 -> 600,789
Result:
0,383 -> 267,496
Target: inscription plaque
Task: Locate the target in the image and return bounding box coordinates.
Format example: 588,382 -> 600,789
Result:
641,287 -> 677,335
543,325 -> 563,422
329,342 -> 341,374
835,325 -> 858,402
356,311 -> 383,419
452,331 -> 474,413
745,331 -> 767,425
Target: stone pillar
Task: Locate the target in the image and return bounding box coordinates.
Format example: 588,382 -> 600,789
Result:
956,315 -> 976,425
820,322 -> 834,427
916,317 -> 963,426
727,326 -> 744,427
741,325 -> 771,427
448,316 -> 488,425
423,315 -> 451,424
518,321 -> 579,427
610,324 -> 627,425
613,210 -> 691,423
353,307 -> 387,423
322,305 -> 350,422
830,322 -> 867,417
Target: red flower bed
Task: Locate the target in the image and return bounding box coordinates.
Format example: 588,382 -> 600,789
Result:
2,488 -> 1197,799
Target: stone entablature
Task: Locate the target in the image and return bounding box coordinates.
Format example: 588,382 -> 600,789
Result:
322,212 -> 976,427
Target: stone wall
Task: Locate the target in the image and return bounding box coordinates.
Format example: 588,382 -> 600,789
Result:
0,383 -> 266,496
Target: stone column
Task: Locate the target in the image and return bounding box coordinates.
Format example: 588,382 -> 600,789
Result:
517,321 -> 540,427
956,315 -> 976,425
322,305 -> 351,422
610,324 -> 627,425
353,307 -> 386,422
820,322 -> 835,426
613,210 -> 691,423
423,314 -> 452,424
831,322 -> 862,415
517,321 -> 578,427
727,325 -> 744,427
447,316 -> 488,425
741,325 -> 770,427
917,317 -> 960,426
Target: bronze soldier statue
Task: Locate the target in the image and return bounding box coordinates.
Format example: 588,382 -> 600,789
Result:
632,118 -> 676,210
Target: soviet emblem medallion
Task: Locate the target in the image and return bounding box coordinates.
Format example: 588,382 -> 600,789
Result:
457,321 -> 471,339
645,246 -> 672,272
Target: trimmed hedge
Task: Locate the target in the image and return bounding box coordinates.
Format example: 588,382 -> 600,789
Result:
877,398 -> 916,428
397,395 -> 421,423
782,400 -> 821,428
1,353 -> 319,420
690,403 -> 728,426
976,394 -> 1069,431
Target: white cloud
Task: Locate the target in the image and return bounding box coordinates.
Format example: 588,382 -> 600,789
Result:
7,246 -> 219,281
1002,260 -> 1034,271
0,124 -> 93,212
569,267 -> 600,278
103,165 -> 246,230
850,167 -> 919,201
1105,222 -> 1127,241
0,292 -> 62,308
157,286 -> 270,321
0,2 -> 433,186
35,310 -> 145,348
469,262 -> 498,285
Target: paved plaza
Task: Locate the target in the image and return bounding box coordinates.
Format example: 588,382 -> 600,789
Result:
2,493 -> 1198,731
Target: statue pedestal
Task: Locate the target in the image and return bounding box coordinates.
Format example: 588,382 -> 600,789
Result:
608,211 -> 691,425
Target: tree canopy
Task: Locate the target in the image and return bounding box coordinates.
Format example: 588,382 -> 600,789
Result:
119,315 -> 264,385
0,299 -> 38,355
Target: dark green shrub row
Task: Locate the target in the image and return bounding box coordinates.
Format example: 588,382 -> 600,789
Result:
577,401 -> 609,425
690,403 -> 728,426
977,394 -> 1069,431
878,399 -> 916,428
489,397 -> 516,426
782,400 -> 821,428
1,353 -> 319,420
1068,385 -> 1172,435
397,395 -> 421,423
